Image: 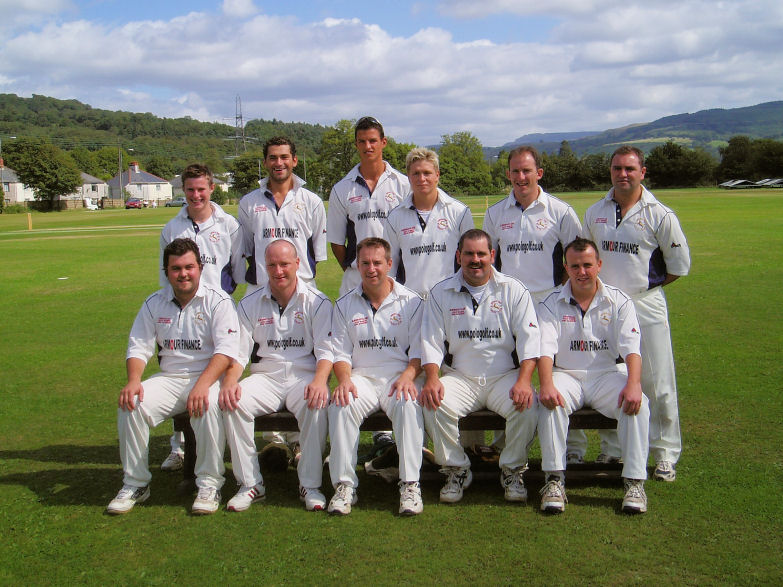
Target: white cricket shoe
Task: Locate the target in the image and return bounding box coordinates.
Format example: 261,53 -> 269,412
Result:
654,461 -> 676,482
399,481 -> 423,516
227,483 -> 266,512
191,486 -> 221,515
107,485 -> 150,515
501,466 -> 528,502
439,466 -> 472,503
622,479 -> 648,514
539,477 -> 567,513
327,483 -> 357,515
299,486 -> 326,511
565,453 -> 583,465
160,450 -> 184,472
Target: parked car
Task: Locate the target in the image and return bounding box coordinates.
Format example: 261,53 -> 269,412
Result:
166,196 -> 187,207
125,198 -> 144,209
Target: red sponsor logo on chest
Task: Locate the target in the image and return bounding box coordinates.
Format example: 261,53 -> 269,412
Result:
501,222 -> 514,230
157,317 -> 172,324
258,317 -> 274,325
352,316 -> 368,325
562,315 -> 577,323
349,195 -> 363,203
254,205 -> 268,213
595,217 -> 607,224
450,308 -> 466,316
402,226 -> 416,235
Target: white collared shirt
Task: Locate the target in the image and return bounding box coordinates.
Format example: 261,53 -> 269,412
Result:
483,188 -> 582,294
159,202 -> 245,293
235,278 -> 333,373
332,279 -> 423,374
127,282 -> 240,375
383,188 -> 474,296
422,269 -> 540,378
238,175 -> 327,287
538,279 -> 641,371
326,162 -> 409,270
584,186 -> 690,295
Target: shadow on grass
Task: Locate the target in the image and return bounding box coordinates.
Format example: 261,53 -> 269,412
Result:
0,436 -> 171,465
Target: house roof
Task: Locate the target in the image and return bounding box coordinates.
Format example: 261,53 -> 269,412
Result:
80,172 -> 106,184
169,174 -> 227,188
108,167 -> 170,188
0,166 -> 21,182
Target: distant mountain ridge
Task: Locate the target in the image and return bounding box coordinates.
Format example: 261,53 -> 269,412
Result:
491,101 -> 783,158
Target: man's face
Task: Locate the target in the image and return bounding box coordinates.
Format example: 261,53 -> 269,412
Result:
183,176 -> 214,215
358,244 -> 392,289
265,241 -> 299,296
610,153 -> 646,197
264,144 -> 298,183
165,250 -> 201,300
506,152 -> 543,203
457,236 -> 495,286
355,129 -> 387,164
565,246 -> 602,297
408,159 -> 440,199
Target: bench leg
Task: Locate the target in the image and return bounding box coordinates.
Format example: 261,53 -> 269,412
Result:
178,419 -> 197,494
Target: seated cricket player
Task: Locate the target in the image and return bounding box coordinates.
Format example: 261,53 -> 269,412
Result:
220,239 -> 333,512
537,237 -> 650,514
420,229 -> 540,504
107,238 -> 240,515
327,237 -> 425,516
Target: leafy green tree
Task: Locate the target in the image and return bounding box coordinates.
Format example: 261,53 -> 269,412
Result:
438,131 -> 493,195
145,154 -> 176,180
490,150 -> 510,192
308,119 -> 358,198
382,138 -> 418,174
4,138 -> 82,208
646,141 -> 716,188
717,135 -> 753,180
229,150 -> 265,195
749,138 -> 783,180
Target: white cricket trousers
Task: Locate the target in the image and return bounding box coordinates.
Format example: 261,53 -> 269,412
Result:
538,368 -> 650,480
223,367 -> 327,490
422,369 -> 538,470
328,369 -> 424,488
599,287 -> 682,463
117,373 -> 225,489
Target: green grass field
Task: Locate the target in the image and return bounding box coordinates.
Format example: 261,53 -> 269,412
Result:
1,188 -> 781,584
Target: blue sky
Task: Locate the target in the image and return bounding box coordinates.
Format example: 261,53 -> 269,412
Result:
1,0 -> 781,146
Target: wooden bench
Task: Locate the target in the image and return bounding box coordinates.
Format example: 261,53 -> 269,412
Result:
172,408 -> 617,482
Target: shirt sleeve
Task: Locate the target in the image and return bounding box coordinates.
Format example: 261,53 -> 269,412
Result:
126,299 -> 156,363
330,301 -> 353,365
560,205 -> 583,247
326,186 -> 347,245
159,227 -> 170,288
312,296 -> 334,363
616,295 -> 642,360
311,199 -> 328,262
511,285 -> 541,361
656,210 -> 690,277
383,216 -> 402,281
420,292 -> 446,367
234,299 -> 253,368
228,216 -> 247,286
210,296 -> 241,362
537,299 -> 560,361
458,204 -> 475,235
237,196 -> 255,258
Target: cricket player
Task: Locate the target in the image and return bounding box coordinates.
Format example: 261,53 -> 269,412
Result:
220,240 -> 333,512
584,145 -> 690,481
483,145 -> 583,457
327,237 -> 425,516
107,238 -> 240,515
237,136 -> 327,463
158,163 -> 245,472
537,237 -> 649,514
238,136 -> 327,294
383,147 -> 474,297
420,229 -> 540,504
326,116 -> 408,454
327,116 -> 410,297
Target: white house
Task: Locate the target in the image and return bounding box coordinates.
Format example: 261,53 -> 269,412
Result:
60,172 -> 109,209
108,162 -> 172,205
170,174 -> 229,198
0,163 -> 37,204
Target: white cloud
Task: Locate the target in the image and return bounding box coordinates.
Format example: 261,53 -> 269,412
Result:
222,0 -> 258,18
0,2 -> 781,146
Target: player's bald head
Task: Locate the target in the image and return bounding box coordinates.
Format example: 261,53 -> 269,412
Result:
265,239 -> 298,262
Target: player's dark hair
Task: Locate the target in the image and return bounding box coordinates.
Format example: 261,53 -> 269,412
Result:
181,163 -> 214,186
263,136 -> 297,159
507,145 -> 541,169
357,237 -> 391,261
355,116 -> 385,139
458,228 -> 493,252
611,145 -> 645,168
163,238 -> 203,273
564,237 -> 600,260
